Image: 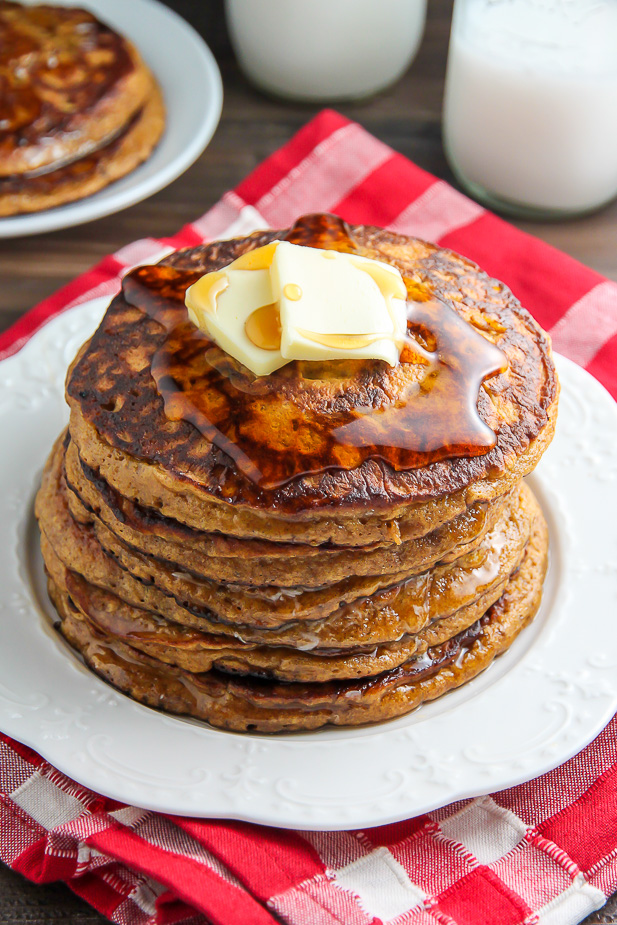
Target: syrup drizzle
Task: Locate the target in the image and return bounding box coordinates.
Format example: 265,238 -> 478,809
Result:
122,214 -> 508,490
284,212 -> 358,251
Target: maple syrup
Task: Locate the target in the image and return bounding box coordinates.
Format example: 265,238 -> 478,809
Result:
282,283 -> 302,301
72,608 -> 484,709
284,212 -> 358,251
245,304 -> 281,351
122,214 -> 508,490
186,270 -> 228,317
296,330 -> 390,351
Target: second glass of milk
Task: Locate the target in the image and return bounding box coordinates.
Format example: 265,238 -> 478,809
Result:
443,0 -> 617,218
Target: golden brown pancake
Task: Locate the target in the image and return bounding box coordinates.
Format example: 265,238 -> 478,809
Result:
66,218 -> 558,545
36,434 -> 535,656
48,507 -> 548,731
0,88 -> 165,216
63,436 -> 513,589
0,1 -> 154,176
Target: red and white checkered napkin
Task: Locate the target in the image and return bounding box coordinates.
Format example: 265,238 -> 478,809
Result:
1,111 -> 616,925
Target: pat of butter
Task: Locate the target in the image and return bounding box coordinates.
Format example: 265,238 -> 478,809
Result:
186,268 -> 287,376
272,241 -> 407,366
184,241 -> 407,376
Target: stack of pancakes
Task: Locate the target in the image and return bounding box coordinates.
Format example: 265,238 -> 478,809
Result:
0,1 -> 164,216
36,220 -> 559,732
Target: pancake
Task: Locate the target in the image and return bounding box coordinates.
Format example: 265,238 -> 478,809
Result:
66,219 -> 558,545
0,88 -> 165,216
49,506 -> 548,731
67,402 -> 503,550
45,537 -> 532,683
44,545 -> 428,682
0,1 -> 154,177
36,435 -> 535,654
63,436 -> 513,588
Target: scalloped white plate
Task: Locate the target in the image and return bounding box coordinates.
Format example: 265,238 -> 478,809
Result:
1,298 -> 616,830
0,0 -> 222,238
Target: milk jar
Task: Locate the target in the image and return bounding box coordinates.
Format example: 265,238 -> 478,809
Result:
225,0 -> 427,102
443,0 -> 617,218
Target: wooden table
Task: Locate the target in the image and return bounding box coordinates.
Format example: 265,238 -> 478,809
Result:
0,1 -> 615,921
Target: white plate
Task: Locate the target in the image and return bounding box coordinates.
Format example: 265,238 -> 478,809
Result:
1,299 -> 616,831
0,0 -> 223,238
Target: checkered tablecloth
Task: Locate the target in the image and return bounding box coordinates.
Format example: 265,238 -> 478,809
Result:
1,110 -> 616,925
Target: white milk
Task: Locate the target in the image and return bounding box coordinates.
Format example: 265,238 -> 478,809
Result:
443,0 -> 617,215
225,0 -> 427,102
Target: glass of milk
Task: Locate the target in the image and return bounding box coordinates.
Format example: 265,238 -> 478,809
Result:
443,0 -> 617,218
225,0 -> 427,102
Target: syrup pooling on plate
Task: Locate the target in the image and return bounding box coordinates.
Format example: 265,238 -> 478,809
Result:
123,214 -> 508,489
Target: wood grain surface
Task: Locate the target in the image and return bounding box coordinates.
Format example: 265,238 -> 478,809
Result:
0,0 -> 615,921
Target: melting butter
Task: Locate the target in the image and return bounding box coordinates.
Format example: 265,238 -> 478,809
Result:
232,240 -> 279,271
185,270 -> 228,320
184,240 -> 408,376
273,241 -> 407,367
297,330 -> 394,350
